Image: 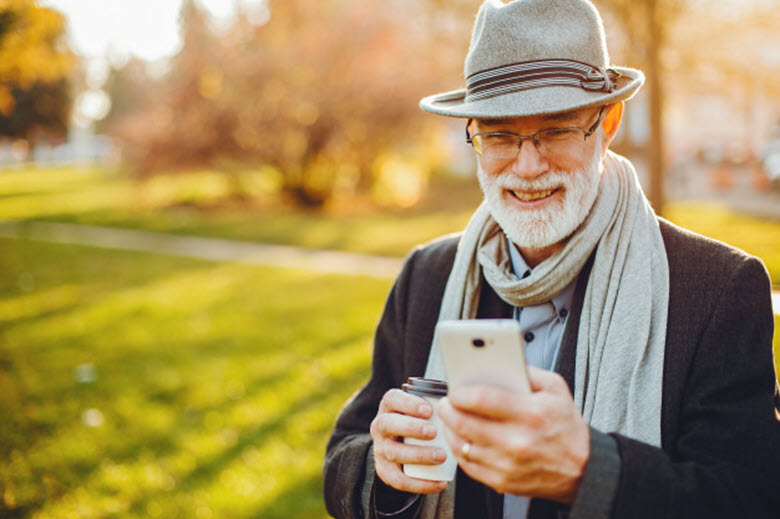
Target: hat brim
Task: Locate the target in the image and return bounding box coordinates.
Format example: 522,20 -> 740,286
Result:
420,66 -> 644,118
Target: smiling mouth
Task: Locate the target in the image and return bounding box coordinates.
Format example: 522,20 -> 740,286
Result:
508,188 -> 558,202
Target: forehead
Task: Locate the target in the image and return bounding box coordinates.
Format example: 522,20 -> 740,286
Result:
476,107 -> 594,129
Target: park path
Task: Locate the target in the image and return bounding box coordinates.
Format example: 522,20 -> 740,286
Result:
1,220 -> 778,316
0,220 -> 403,279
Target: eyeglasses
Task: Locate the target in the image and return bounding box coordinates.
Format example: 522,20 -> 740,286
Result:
465,106 -> 605,160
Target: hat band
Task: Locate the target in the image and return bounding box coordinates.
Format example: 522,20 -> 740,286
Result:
465,59 -> 621,102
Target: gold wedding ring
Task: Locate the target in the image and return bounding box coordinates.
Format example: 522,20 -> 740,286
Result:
461,441 -> 472,462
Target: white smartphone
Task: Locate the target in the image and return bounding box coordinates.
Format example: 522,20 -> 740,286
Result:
436,319 -> 530,393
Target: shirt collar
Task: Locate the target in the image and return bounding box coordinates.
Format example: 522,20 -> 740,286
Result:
506,236 -> 577,318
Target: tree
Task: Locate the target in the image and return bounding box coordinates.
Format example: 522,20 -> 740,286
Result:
109,0 -> 461,206
108,0 -> 239,175
0,0 -> 74,141
224,0 -> 451,205
592,0 -> 685,215
595,0 -> 779,213
0,79 -> 69,140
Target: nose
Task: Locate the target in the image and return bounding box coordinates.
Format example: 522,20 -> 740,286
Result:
508,139 -> 548,179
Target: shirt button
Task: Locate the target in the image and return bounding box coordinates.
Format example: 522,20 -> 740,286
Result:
559,308 -> 568,318
524,331 -> 535,343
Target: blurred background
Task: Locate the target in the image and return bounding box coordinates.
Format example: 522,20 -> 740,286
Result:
0,0 -> 777,517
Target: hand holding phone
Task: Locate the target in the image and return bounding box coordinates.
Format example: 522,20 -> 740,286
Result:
436,320 -> 588,502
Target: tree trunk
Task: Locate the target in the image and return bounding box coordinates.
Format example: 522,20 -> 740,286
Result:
646,0 -> 665,215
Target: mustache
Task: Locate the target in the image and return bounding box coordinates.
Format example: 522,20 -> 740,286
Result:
487,169 -> 575,191
478,151 -> 603,193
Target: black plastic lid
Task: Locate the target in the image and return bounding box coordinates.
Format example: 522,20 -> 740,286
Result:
401,377 -> 448,398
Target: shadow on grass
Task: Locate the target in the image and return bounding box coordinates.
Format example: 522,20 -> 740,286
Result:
0,241 -> 221,459
3,330 -> 371,517
0,301 -> 92,330
0,237 -> 384,517
120,352 -> 369,518
0,503 -> 37,519
0,189 -> 67,201
253,472 -> 325,519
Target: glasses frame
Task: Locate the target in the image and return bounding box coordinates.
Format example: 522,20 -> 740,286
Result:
465,105 -> 606,158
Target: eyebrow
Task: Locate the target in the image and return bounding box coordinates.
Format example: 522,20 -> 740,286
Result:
477,118 -> 510,128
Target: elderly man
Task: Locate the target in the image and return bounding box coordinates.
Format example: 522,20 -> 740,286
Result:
323,0 -> 780,517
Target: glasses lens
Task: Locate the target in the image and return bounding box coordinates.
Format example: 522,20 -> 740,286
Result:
476,134 -> 519,159
536,128 -> 584,155
471,135 -> 483,155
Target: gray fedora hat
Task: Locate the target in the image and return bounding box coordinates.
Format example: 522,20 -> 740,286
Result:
420,0 -> 644,118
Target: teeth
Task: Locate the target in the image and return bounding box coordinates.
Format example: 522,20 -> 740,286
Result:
510,189 -> 554,201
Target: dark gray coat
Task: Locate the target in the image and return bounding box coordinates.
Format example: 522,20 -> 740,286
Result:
323,218 -> 780,518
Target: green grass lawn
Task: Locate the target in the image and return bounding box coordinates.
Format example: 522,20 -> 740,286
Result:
0,166 -> 479,259
0,166 -> 777,283
0,165 -> 778,517
0,238 -> 390,518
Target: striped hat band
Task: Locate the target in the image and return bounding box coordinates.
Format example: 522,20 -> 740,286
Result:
465,59 -> 621,103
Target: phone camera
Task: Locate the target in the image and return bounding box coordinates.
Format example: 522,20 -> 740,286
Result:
471,338 -> 485,348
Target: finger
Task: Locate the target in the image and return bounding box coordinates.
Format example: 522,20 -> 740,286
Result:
438,396 -> 543,458
375,458 -> 449,494
439,426 -> 501,480
379,388 -> 433,418
438,398 -> 494,444
450,433 -> 485,466
444,420 -> 514,483
372,412 -> 438,441
455,458 -> 511,495
526,366 -> 569,394
439,408 -> 506,460
374,439 -> 448,466
445,386 -> 527,421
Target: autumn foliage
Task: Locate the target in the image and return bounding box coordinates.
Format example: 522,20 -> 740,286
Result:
103,0 -> 779,208
0,0 -> 73,141
106,0 -> 468,206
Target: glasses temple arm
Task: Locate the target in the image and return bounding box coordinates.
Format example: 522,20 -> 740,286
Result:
585,106 -> 606,137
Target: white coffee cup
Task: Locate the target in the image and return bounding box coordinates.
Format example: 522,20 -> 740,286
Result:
401,377 -> 456,481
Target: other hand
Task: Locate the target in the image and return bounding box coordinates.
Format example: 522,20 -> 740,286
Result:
370,388 -> 449,494
437,366 -> 589,503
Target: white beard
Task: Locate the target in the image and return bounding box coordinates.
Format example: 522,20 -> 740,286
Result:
477,138 -> 604,249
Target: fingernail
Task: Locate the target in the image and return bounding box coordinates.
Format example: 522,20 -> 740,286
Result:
433,449 -> 447,462
418,404 -> 429,416
423,424 -> 436,438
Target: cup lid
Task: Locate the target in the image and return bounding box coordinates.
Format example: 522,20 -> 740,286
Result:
402,377 -> 448,397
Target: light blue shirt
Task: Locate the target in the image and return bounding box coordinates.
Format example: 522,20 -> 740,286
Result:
504,237 -> 577,519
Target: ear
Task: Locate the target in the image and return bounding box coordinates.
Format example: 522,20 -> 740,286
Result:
600,102 -> 624,154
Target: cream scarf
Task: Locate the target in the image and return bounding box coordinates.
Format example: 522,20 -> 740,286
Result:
420,151 -> 669,518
